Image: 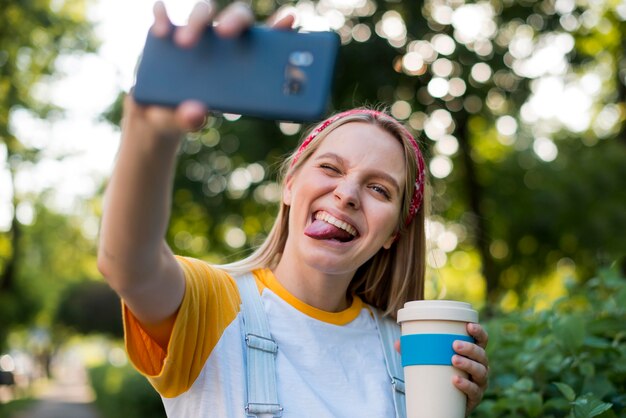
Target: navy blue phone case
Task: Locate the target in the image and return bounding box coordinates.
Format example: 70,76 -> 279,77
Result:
133,26 -> 339,122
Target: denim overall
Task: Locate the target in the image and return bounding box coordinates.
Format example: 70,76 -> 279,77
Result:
236,273 -> 406,418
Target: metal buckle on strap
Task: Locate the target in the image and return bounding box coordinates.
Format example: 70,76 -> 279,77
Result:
245,333 -> 278,354
245,402 -> 284,417
391,376 -> 405,394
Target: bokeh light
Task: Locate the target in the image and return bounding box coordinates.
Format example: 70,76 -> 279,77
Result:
428,77 -> 449,98
533,137 -> 558,162
429,155 -> 453,178
225,227 -> 246,248
472,64 -> 492,85
451,3 -> 496,44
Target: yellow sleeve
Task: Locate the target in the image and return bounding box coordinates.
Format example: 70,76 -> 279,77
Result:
123,256 -> 241,398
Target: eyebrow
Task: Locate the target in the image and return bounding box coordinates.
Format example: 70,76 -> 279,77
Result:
314,152 -> 402,193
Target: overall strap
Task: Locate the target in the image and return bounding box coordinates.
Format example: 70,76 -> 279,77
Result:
372,308 -> 406,418
236,273 -> 283,418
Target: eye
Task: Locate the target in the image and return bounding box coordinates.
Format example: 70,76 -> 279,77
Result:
370,184 -> 391,200
319,163 -> 341,174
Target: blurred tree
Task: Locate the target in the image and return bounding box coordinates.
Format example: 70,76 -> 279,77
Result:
103,0 -> 626,308
0,200 -> 101,348
55,280 -> 123,338
0,0 -> 96,347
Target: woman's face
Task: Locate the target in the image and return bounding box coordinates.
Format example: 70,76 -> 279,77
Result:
282,121 -> 406,278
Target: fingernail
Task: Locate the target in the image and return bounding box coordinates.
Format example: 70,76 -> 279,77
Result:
454,341 -> 466,350
174,27 -> 194,46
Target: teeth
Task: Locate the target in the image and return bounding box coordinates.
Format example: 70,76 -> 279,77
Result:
315,211 -> 357,236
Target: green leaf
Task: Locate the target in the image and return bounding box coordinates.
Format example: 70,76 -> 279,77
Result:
522,392 -> 543,416
554,382 -> 576,402
553,315 -> 586,351
573,395 -> 613,418
587,403 -> 613,417
579,361 -> 595,377
513,377 -> 534,392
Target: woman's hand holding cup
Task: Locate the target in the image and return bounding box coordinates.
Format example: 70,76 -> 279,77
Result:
452,323 -> 489,415
396,300 -> 489,418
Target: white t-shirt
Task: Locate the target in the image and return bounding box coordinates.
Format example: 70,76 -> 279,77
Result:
124,256 -> 396,417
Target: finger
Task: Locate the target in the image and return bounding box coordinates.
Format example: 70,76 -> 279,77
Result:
453,375 -> 483,414
141,105 -> 181,138
121,93 -> 141,128
214,1 -> 255,37
453,340 -> 488,370
394,340 -> 400,354
175,100 -> 208,131
468,323 -> 489,349
151,1 -> 172,37
452,355 -> 488,388
267,7 -> 296,29
175,1 -> 217,47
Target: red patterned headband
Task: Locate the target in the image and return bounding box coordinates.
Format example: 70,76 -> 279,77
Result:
290,109 -> 426,226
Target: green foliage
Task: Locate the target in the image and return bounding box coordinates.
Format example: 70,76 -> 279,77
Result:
88,363 -> 166,418
0,0 -> 96,347
0,202 -> 100,349
55,280 -> 123,338
485,140 -> 626,299
475,266 -> 626,418
0,398 -> 35,418
169,117 -> 290,261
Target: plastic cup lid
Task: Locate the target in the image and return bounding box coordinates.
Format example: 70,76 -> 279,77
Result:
397,300 -> 478,323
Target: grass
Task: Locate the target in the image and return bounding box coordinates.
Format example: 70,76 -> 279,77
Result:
0,398 -> 36,418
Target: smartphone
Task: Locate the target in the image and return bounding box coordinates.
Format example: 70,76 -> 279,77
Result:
132,26 -> 340,122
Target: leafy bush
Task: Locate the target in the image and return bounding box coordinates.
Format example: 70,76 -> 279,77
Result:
0,398 -> 35,418
475,266 -> 626,418
89,363 -> 166,418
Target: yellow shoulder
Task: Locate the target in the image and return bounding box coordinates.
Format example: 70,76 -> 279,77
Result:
125,256 -> 242,398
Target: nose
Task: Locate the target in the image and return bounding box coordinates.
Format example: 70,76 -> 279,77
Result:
334,179 -> 360,210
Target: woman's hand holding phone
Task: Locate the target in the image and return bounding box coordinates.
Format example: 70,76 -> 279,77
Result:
125,0 -> 296,140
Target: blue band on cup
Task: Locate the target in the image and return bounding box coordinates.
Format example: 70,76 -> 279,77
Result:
401,334 -> 475,367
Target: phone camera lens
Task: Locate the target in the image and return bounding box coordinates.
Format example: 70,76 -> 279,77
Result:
289,51 -> 314,67
284,64 -> 307,96
285,79 -> 303,95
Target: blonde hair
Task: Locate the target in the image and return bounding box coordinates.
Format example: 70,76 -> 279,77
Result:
221,110 -> 427,318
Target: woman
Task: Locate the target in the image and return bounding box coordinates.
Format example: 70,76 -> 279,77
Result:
97,2 -> 489,417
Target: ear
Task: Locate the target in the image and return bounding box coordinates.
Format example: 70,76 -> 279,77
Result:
282,175 -> 294,206
382,231 -> 398,250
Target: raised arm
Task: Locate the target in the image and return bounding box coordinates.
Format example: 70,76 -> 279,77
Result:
96,1 -> 207,346
98,1 -> 288,347
97,93 -> 203,346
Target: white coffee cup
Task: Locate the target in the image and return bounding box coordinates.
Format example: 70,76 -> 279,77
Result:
397,300 -> 478,418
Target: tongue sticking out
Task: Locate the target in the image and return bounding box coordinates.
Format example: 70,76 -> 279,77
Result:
305,220 -> 354,242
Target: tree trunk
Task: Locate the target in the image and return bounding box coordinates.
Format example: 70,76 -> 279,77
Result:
0,151 -> 19,293
0,217 -> 18,292
455,113 -> 499,306
617,35 -> 626,146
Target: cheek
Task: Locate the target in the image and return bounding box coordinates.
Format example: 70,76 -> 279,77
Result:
368,201 -> 402,236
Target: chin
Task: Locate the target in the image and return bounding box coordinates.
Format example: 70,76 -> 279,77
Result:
301,252 -> 360,277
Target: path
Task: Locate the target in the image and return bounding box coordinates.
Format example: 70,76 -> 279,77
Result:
10,362 -> 100,418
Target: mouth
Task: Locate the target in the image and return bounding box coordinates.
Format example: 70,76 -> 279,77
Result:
315,211 -> 358,236
304,210 -> 359,243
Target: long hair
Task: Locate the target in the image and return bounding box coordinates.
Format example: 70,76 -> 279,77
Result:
221,109 -> 427,318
